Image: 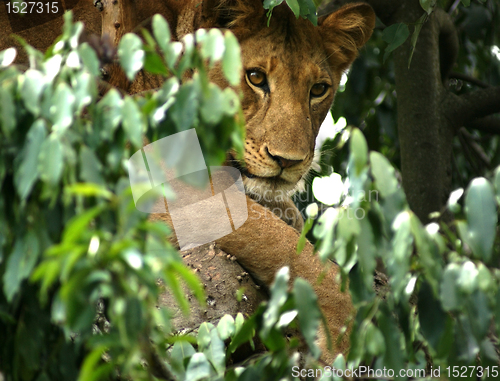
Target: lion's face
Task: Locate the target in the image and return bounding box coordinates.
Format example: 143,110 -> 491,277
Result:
236,14 -> 339,198
200,1 -> 375,199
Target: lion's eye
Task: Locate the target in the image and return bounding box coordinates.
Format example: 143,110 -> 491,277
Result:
247,70 -> 267,87
311,83 -> 329,97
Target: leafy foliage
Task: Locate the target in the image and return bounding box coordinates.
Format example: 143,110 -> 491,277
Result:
2,1 -> 500,380
0,10 -> 328,381
313,127 -> 500,380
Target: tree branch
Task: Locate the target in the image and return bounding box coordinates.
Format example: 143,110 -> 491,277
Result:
459,86 -> 500,120
445,86 -> 500,130
467,116 -> 500,135
435,8 -> 458,81
459,127 -> 491,169
449,71 -> 490,89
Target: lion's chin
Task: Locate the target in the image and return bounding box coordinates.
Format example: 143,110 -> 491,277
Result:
242,174 -> 305,201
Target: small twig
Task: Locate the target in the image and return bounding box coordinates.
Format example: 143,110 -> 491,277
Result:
448,0 -> 461,15
449,71 -> 490,89
460,128 -> 491,169
458,128 -> 481,174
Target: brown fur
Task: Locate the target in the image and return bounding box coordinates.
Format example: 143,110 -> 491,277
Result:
148,0 -> 375,362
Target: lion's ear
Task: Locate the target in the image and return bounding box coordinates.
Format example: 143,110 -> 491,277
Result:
200,0 -> 265,34
319,3 -> 376,72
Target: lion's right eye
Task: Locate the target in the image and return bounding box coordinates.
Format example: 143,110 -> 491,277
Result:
246,70 -> 267,87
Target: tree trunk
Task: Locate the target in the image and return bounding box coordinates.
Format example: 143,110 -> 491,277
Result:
392,4 -> 456,222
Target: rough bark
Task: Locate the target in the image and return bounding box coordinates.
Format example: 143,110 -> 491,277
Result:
392,5 -> 455,222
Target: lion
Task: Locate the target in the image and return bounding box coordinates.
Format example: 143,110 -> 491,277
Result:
1,0 -> 375,363
145,0 -> 375,362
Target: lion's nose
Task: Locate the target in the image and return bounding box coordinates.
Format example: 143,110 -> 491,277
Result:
266,148 -> 303,169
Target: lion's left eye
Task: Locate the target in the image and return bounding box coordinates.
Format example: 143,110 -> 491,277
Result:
310,83 -> 329,97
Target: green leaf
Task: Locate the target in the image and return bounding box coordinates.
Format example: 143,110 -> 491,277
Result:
222,32 -> 242,86
297,216 -> 314,254
382,23 -> 410,62
15,119 -> 47,199
78,43 -> 100,76
73,72 -> 96,113
378,305 -> 404,370
118,33 -> 144,81
293,278 -> 321,359
21,69 -> 46,115
456,315 -> 479,362
263,0 -> 285,10
38,136 -> 64,186
357,216 -> 376,289
461,0 -> 471,6
51,82 -> 75,133
494,166 -> 500,204
65,183 -> 113,199
185,353 -> 211,381
349,128 -> 368,176
466,290 -> 491,340
457,260 -> 478,294
222,88 -> 240,116
286,0 -> 300,17
152,14 -> 171,52
78,346 -> 112,381
476,263 -> 493,292
440,263 -> 461,311
200,29 -> 225,64
122,96 -> 144,147
262,267 -> 289,337
163,41 -> 183,69
170,261 -> 205,305
170,341 -> 196,377
365,321 -> 385,356
228,313 -> 257,353
419,0 -> 436,14
200,83 -> 225,124
79,146 -> 104,185
418,281 -> 446,351
298,0 -> 318,25
0,86 -> 16,136
0,47 -> 16,67
3,230 -> 40,302
124,297 -> 144,342
370,151 -> 398,198
97,89 -> 123,140
144,51 -> 168,75
217,314 -> 235,340
62,205 -> 104,243
204,328 -> 225,375
409,14 -> 428,68
462,177 -> 497,262
164,269 -> 190,314
169,82 -> 199,131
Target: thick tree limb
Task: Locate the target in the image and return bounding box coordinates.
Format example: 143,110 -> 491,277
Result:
446,86 -> 500,129
458,86 -> 500,120
435,9 -> 458,81
392,5 -> 458,222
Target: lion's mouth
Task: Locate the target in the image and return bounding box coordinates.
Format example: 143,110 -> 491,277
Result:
227,154 -> 282,181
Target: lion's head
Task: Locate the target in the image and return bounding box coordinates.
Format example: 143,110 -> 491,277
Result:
188,1 -> 375,202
